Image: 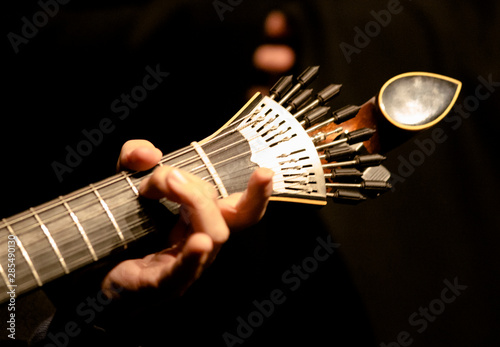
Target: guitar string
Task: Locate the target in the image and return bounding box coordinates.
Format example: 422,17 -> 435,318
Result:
5,163 -> 316,284
1,98 -> 312,289
8,223 -> 159,285
153,100 -> 266,168
13,96 -> 310,233
159,98 -> 268,164
0,115 -> 308,242
7,165 -> 310,269
0,105 -> 295,231
0,127 -> 312,252
22,206 -> 154,264
11,161 -> 306,252
157,112 -> 283,172
1,113 -> 320,274
0,101 -> 272,228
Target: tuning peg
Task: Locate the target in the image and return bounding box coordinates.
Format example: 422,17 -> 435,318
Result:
269,75 -> 294,101
279,66 -> 320,105
306,105 -> 360,133
285,89 -> 313,113
300,106 -> 330,128
332,105 -> 361,124
324,168 -> 364,182
309,126 -> 344,144
323,154 -> 386,170
316,128 -> 376,151
327,189 -> 367,204
319,144 -> 358,162
326,180 -> 392,192
293,84 -> 342,119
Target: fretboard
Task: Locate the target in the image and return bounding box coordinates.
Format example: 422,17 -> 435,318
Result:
0,125 -> 257,304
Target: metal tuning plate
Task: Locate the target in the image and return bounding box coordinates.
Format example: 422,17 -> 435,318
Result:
237,96 -> 327,205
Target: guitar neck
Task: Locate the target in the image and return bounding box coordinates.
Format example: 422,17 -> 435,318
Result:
0,92 -> 292,304
0,144 -> 206,303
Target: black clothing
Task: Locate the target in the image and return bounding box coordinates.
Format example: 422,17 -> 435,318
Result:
1,1 -> 499,346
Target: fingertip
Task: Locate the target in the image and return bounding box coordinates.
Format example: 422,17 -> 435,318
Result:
121,146 -> 162,172
184,233 -> 214,255
251,168 -> 274,197
220,168 -> 274,230
138,166 -> 170,199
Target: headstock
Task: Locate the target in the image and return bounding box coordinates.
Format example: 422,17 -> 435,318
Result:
219,67 -> 461,204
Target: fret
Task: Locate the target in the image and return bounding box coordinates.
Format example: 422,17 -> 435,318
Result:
122,171 -> 139,196
0,263 -> 9,288
0,223 -> 41,304
31,208 -> 69,274
90,184 -> 126,245
34,198 -> 97,273
95,175 -> 150,241
3,219 -> 43,286
191,141 -> 229,198
65,186 -> 124,259
60,173 -> 129,210
60,197 -> 98,262
201,124 -> 258,196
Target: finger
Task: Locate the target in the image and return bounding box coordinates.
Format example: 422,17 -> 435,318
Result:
218,168 -> 274,230
159,232 -> 213,295
253,44 -> 296,74
101,233 -> 213,299
139,167 -> 230,244
116,139 -> 163,172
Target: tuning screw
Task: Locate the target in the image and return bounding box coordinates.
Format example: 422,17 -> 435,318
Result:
293,84 -> 342,119
285,89 -> 313,113
279,66 -> 320,105
326,180 -> 392,192
327,189 -> 367,203
322,154 -> 386,170
324,168 -> 364,182
300,106 -> 330,128
310,127 -> 343,144
269,75 -> 294,101
306,105 -> 360,133
316,128 -> 376,151
319,144 -> 358,162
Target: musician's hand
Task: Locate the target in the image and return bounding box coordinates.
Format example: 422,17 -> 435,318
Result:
102,140 -> 273,301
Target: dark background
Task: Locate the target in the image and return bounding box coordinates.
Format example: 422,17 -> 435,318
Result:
1,1 -> 499,346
